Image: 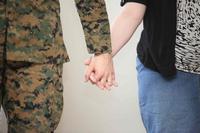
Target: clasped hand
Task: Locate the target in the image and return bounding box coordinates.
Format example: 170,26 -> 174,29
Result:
84,53 -> 118,90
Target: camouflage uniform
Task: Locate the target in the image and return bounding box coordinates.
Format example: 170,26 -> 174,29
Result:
0,0 -> 111,132
1,61 -> 64,133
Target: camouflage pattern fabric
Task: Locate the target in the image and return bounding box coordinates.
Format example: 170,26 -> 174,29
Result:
1,60 -> 64,133
1,0 -> 69,64
0,0 -> 112,64
0,0 -> 6,66
0,0 -> 112,132
75,0 -> 112,54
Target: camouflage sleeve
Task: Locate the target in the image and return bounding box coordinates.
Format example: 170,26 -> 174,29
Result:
74,0 -> 112,54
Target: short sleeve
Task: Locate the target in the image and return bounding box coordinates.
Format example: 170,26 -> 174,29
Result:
120,0 -> 148,6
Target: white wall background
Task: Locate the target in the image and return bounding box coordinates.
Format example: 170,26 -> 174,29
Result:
0,0 -> 145,132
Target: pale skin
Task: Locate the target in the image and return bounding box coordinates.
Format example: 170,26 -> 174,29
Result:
84,53 -> 116,90
84,3 -> 146,90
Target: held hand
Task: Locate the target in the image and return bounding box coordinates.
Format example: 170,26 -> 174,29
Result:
84,53 -> 118,90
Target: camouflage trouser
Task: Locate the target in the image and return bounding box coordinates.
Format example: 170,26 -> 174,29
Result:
0,56 -> 64,133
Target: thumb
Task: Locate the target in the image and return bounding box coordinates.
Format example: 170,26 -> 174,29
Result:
84,57 -> 92,65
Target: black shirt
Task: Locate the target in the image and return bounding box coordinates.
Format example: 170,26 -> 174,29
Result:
121,0 -> 177,77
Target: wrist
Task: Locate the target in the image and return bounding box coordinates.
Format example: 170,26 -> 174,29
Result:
93,53 -> 112,63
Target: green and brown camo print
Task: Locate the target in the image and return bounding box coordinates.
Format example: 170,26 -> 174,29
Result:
1,61 -> 64,133
0,0 -> 111,65
75,0 -> 112,54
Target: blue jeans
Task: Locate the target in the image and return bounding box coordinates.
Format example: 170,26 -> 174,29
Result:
136,57 -> 200,133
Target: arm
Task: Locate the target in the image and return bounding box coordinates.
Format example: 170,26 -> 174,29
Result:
111,2 -> 146,57
75,0 -> 116,90
74,0 -> 112,55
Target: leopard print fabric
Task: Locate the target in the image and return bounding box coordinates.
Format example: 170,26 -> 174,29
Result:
175,0 -> 200,74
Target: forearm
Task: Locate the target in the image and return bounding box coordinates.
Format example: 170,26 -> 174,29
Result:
111,3 -> 146,57
74,0 -> 112,55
